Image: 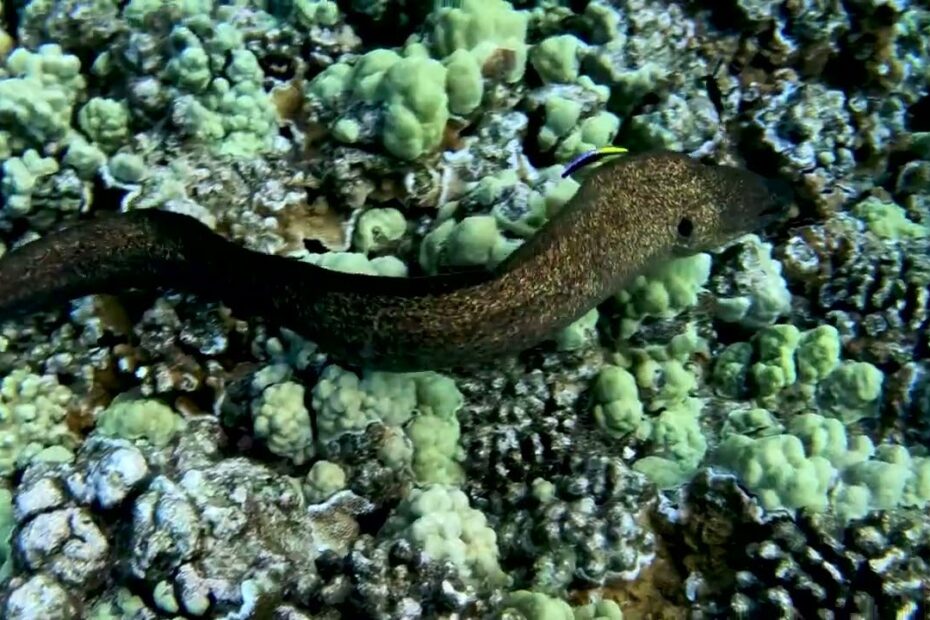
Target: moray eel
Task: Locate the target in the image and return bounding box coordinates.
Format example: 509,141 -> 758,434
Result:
0,150 -> 791,371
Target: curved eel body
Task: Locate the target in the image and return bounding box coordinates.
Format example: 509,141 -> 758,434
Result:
0,150 -> 791,371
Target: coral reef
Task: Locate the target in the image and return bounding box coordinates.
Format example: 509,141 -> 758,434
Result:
657,471 -> 930,618
0,0 -> 929,616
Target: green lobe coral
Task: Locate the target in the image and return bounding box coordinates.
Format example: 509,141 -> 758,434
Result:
443,49 -> 484,115
379,56 -> 450,160
712,324 -> 884,421
431,0 -> 528,83
0,368 -> 78,476
530,35 -> 586,84
306,49 -> 453,160
302,460 -> 347,503
592,365 -> 644,439
97,397 -> 186,447
353,207 -> 407,254
614,253 -> 712,337
1,149 -> 59,216
252,381 -> 314,465
419,215 -> 520,274
716,432 -> 834,512
310,366 -> 465,484
593,330 -> 709,489
852,196 -> 928,240
383,484 -> 507,586
716,412 -> 930,521
77,97 -> 129,153
0,44 -> 85,155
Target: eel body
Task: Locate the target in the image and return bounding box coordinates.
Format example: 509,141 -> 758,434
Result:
0,150 -> 791,371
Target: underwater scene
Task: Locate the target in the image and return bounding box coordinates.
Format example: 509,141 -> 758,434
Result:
0,0 -> 928,617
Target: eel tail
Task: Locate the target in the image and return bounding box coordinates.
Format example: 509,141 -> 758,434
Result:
0,210 -> 233,319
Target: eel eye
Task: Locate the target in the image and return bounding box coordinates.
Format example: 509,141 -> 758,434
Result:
677,217 -> 694,238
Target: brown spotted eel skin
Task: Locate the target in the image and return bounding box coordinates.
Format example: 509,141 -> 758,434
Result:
0,150 -> 791,371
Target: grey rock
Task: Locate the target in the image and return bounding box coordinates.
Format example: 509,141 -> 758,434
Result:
15,508 -> 109,588
3,574 -> 77,620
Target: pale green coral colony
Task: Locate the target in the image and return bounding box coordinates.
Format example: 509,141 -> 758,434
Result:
580,235 -> 924,527
97,397 -> 186,447
0,369 -> 78,476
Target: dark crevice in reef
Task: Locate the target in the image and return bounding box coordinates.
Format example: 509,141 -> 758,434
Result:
908,95 -> 930,132
301,238 -> 330,254
88,180 -> 129,214
259,49 -> 301,83
339,1 -> 432,50
566,0 -> 591,15
353,499 -> 396,536
820,0 -> 900,93
820,45 -> 871,93
0,215 -> 36,247
2,0 -> 20,37
520,106 -> 555,170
